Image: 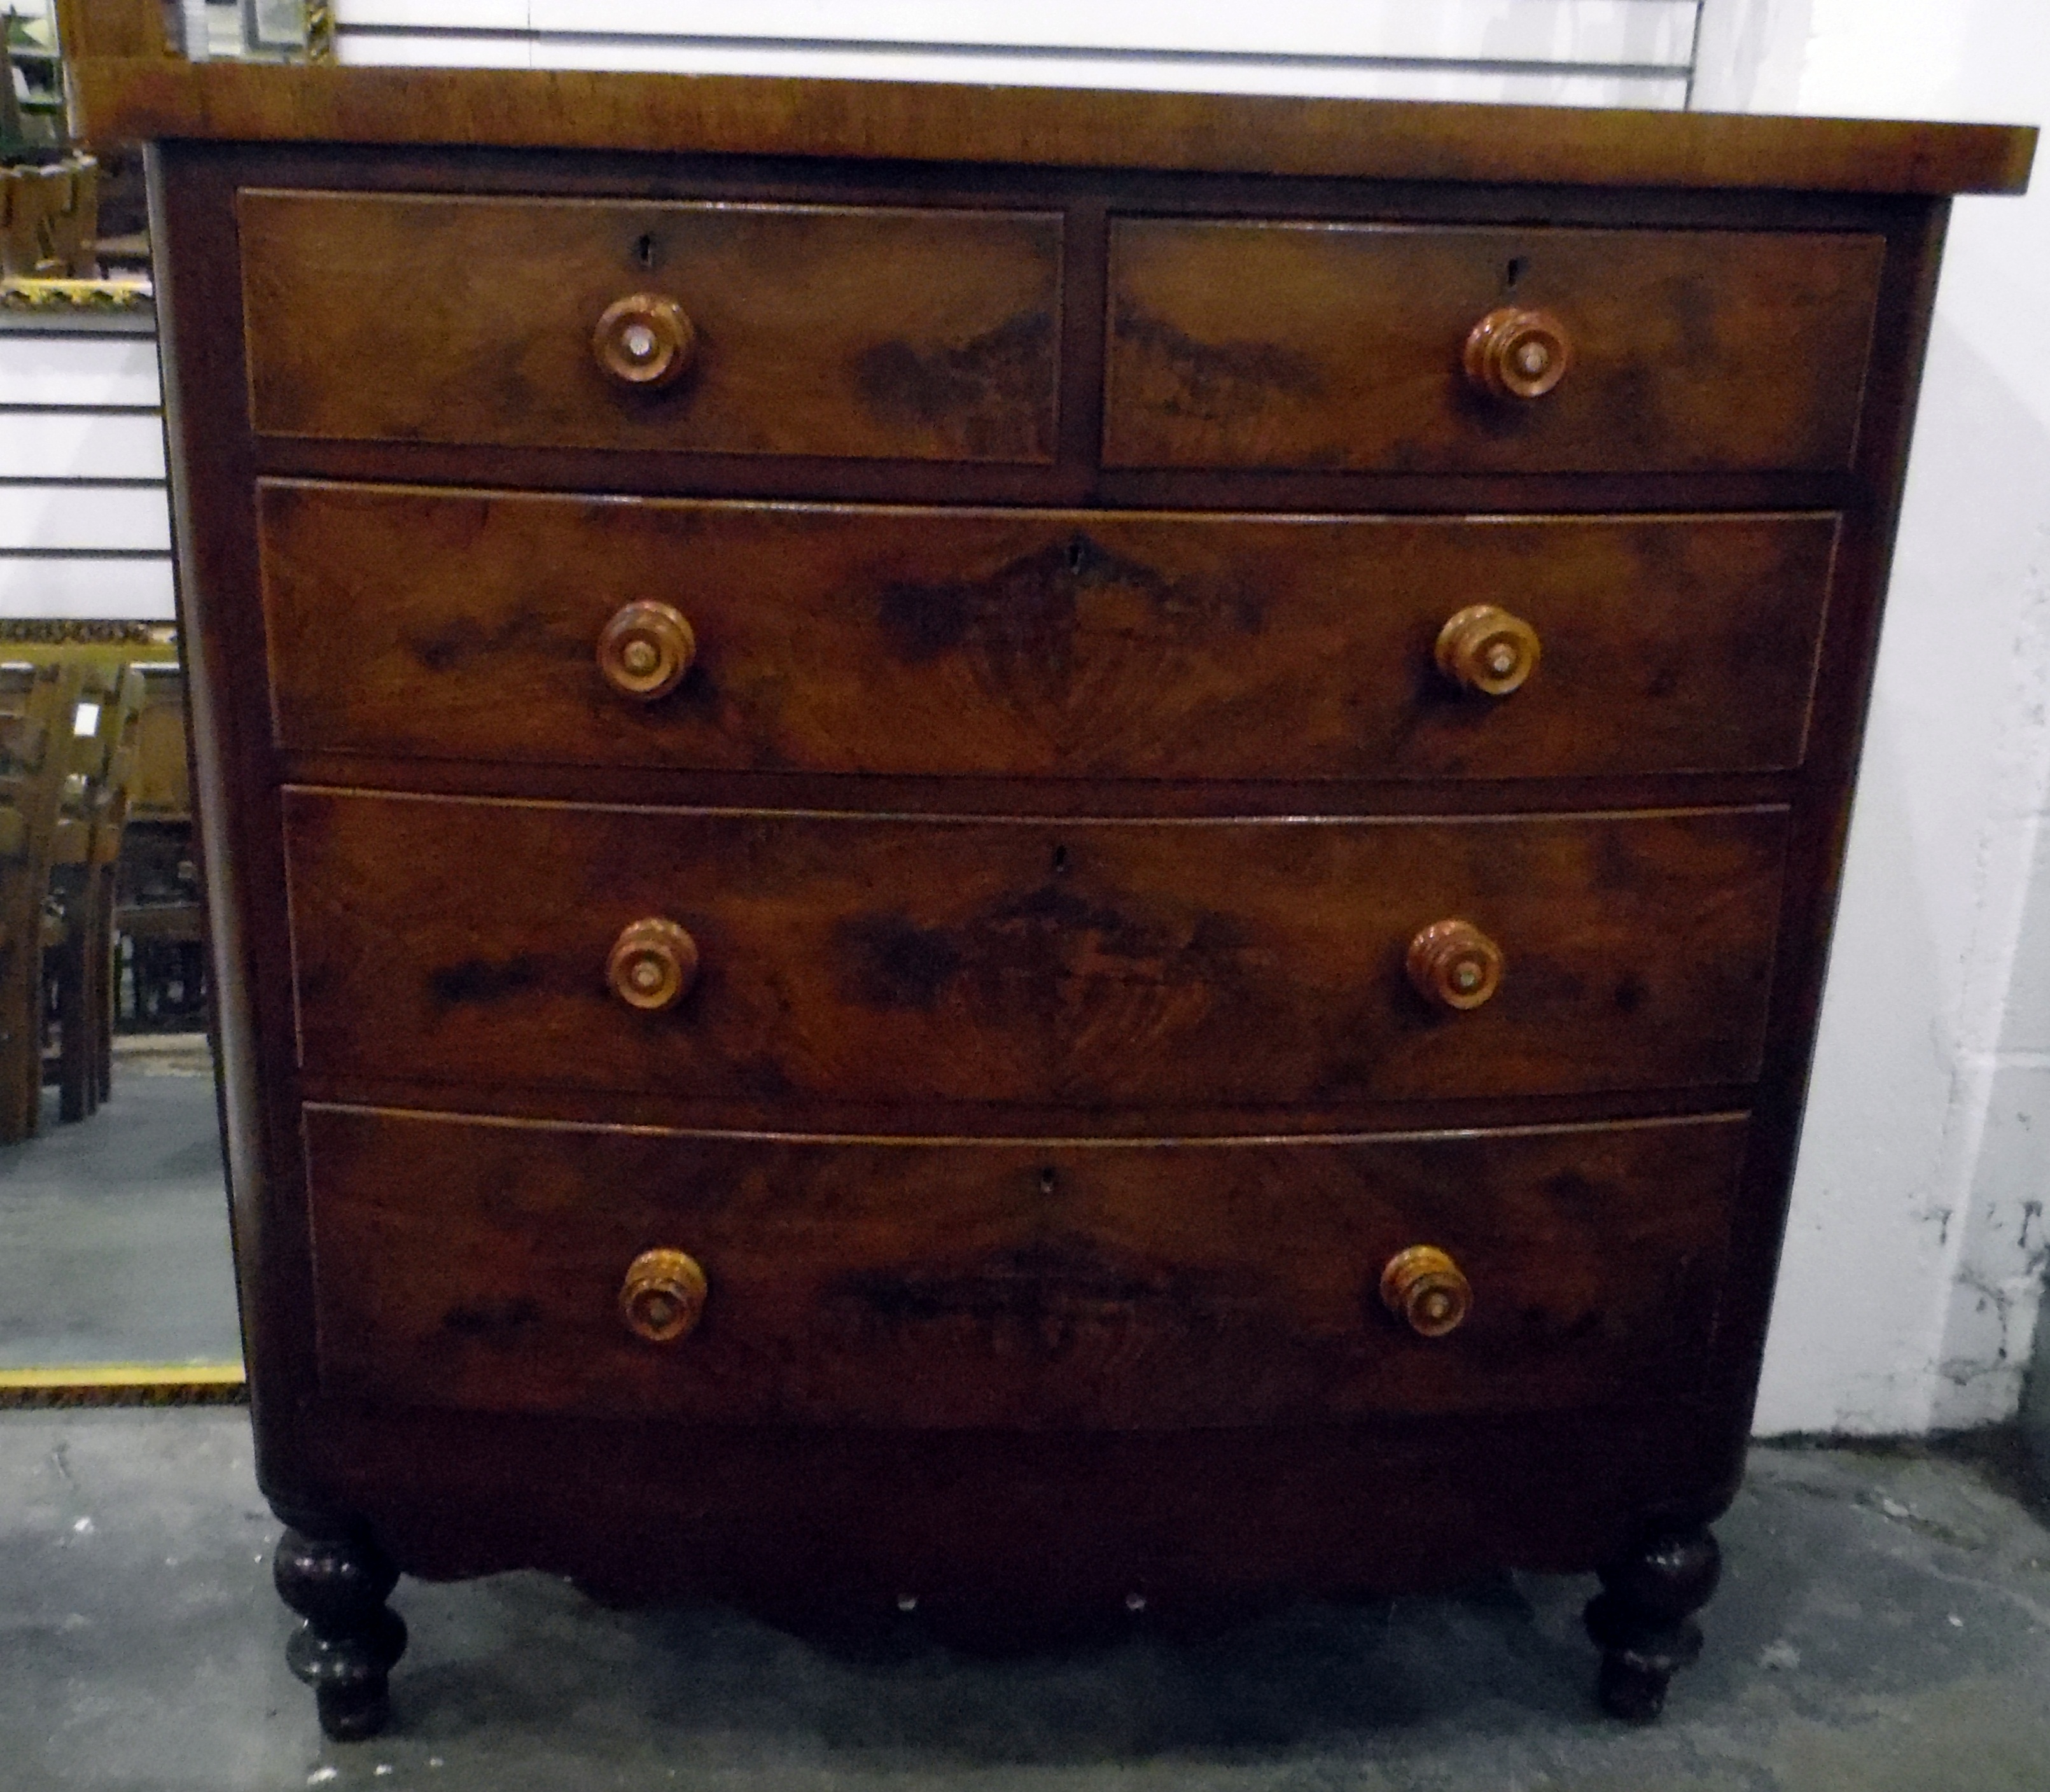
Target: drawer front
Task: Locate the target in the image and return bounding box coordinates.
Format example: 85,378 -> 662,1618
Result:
284,793 -> 1787,1106
306,1104 -> 1747,1427
261,480 -> 1836,781
239,190 -> 1062,462
1105,221 -> 1884,473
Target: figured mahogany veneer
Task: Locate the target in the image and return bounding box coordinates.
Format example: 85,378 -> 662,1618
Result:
304,1105 -> 1746,1427
258,484 -> 1837,781
239,190 -> 1063,461
1106,222 -> 1885,473
282,791 -> 1787,1107
100,30 -> 2031,1733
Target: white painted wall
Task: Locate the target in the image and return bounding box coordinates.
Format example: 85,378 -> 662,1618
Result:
323,0 -> 1699,108
1700,0 -> 2050,1434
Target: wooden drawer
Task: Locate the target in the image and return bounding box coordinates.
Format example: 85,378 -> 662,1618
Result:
1105,220 -> 1885,473
261,480 -> 1836,781
238,190 -> 1062,462
284,792 -> 1787,1107
305,1103 -> 1747,1427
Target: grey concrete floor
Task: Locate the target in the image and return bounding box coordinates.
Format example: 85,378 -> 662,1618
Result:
0,1411 -> 2046,1791
0,1061 -> 238,1369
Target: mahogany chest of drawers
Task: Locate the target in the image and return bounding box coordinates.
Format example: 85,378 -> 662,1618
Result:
73,20 -> 2033,1742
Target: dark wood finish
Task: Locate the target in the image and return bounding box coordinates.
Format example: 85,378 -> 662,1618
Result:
1106,221 -> 1884,473
1584,1523 -> 1722,1721
70,41 -> 2033,195
283,792 -> 1789,1108
258,484 -> 1839,782
129,77 -> 2020,1733
297,1407 -> 1733,1628
239,191 -> 1063,463
272,1523 -> 408,1743
305,1103 -> 1746,1427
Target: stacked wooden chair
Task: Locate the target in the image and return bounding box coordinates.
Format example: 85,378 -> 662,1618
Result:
40,657 -> 148,1123
0,659 -> 89,1140
112,662 -> 204,1027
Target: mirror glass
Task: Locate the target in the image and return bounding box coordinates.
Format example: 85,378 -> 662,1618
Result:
0,87 -> 239,1394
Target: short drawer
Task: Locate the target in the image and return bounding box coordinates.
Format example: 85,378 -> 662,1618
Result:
261,480 -> 1836,781
305,1103 -> 1747,1426
284,792 -> 1788,1107
1105,220 -> 1884,473
239,190 -> 1062,462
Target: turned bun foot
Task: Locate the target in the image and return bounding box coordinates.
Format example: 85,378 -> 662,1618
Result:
1584,1523 -> 1720,1722
274,1525 -> 408,1741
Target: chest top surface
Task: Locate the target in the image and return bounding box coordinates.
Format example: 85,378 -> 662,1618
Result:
62,0 -> 2034,197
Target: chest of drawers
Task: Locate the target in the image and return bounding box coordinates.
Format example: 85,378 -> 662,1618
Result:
73,25 -> 2033,1742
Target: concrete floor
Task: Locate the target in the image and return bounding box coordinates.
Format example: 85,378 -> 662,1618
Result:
0,1062 -> 238,1369
0,1412 -> 2045,1792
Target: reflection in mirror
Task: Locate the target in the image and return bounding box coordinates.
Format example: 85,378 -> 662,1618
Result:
169,0 -> 332,63
0,253 -> 239,1399
137,0 -> 1704,111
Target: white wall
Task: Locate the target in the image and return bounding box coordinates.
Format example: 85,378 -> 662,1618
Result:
1710,0 -> 2050,1434
324,0 -> 1699,108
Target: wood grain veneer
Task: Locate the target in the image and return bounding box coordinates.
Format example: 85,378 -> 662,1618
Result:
305,1105 -> 1748,1428
71,48 -> 2034,196
282,791 -> 1789,1108
258,484 -> 1837,781
239,191 -> 1063,461
1105,221 -> 1884,473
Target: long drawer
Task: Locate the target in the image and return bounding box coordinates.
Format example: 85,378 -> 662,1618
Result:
305,1103 -> 1748,1427
238,190 -> 1063,462
283,792 -> 1789,1107
259,482 -> 1836,781
1105,220 -> 1885,473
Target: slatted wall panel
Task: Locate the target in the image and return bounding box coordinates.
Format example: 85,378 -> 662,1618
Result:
0,323 -> 176,620
334,0 -> 1702,108
3,0 -> 1703,619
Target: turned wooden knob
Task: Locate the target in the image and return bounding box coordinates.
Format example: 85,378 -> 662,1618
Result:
1406,918 -> 1504,1011
597,600 -> 696,701
594,293 -> 696,388
1380,1245 -> 1472,1338
608,918 -> 699,1011
1463,306 -> 1571,400
1436,604 -> 1540,697
620,1249 -> 708,1343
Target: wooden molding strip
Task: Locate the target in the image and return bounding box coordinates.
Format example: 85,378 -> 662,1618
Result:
0,1362 -> 246,1408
